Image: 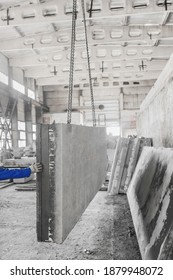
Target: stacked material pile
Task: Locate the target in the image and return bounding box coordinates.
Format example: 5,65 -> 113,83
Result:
103,135 -> 119,188
12,147 -> 25,159
107,135 -> 118,172
23,146 -> 35,157
108,137 -> 152,194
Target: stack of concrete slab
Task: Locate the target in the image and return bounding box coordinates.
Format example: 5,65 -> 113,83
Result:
3,157 -> 36,167
36,123 -> 107,243
108,137 -> 152,194
0,181 -> 13,190
104,136 -> 118,188
15,181 -> 36,191
127,147 -> 173,259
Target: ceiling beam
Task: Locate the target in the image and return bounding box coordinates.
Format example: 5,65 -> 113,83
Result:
0,1 -> 172,27
4,46 -> 173,67
10,57 -> 166,71
2,25 -> 173,52
24,65 -> 163,80
36,74 -> 158,86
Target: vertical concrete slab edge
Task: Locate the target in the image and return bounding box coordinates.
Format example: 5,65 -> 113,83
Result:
53,123 -> 63,243
108,137 -> 121,192
124,138 -> 140,191
119,138 -> 133,193
36,124 -> 49,242
115,138 -> 130,194
36,124 -> 42,241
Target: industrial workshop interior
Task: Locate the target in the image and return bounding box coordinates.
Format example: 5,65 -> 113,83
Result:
0,0 -> 173,261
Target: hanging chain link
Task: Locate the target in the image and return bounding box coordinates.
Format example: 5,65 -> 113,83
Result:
81,0 -> 96,126
67,0 -> 96,126
67,0 -> 77,124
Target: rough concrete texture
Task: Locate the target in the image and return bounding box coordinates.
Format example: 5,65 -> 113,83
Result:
108,137 -> 152,194
37,124 -> 107,243
137,55 -> 173,147
0,186 -> 140,260
127,147 -> 173,259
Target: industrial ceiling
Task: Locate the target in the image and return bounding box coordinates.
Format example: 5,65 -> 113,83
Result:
0,0 -> 173,127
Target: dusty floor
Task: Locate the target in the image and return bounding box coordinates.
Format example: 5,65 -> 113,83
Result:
0,184 -> 141,260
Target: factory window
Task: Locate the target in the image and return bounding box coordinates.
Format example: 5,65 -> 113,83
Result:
18,121 -> 26,147
20,131 -> 26,140
28,89 -> 35,99
0,71 -> 8,85
0,139 -> 12,149
18,140 -> 26,148
0,117 -> 12,149
18,121 -> 26,131
12,80 -> 25,94
32,124 -> 36,132
98,114 -> 106,126
106,126 -> 120,136
32,124 -> 36,141
33,133 -> 36,141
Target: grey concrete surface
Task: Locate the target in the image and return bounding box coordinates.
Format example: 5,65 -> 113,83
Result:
37,124 -> 107,243
137,56 -> 173,148
127,147 -> 173,259
0,186 -> 140,260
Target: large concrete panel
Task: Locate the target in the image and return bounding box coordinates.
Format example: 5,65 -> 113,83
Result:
137,55 -> 173,147
37,123 -> 107,243
127,147 -> 173,259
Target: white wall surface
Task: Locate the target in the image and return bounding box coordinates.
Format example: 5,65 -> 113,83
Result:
137,55 -> 173,147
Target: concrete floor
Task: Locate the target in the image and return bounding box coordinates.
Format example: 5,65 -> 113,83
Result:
0,185 -> 141,260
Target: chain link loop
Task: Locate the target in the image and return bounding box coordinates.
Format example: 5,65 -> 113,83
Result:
67,0 -> 77,124
67,0 -> 96,126
81,0 -> 96,126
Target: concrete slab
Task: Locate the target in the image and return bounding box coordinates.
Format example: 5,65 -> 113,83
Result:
108,137 -> 152,194
4,157 -> 36,167
112,138 -> 129,194
37,123 -> 107,243
108,137 -> 121,193
124,138 -> 140,192
127,147 -> 173,259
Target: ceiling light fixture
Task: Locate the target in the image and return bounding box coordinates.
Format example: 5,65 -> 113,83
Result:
50,66 -> 58,76
139,60 -> 147,71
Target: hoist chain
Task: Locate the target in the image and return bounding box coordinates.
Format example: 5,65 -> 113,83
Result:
67,0 -> 77,124
81,0 -> 96,126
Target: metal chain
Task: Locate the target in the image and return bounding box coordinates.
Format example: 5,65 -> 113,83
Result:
81,0 -> 96,126
67,0 -> 77,124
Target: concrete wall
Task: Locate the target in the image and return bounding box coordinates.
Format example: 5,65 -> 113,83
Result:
137,55 -> 173,147
37,123 -> 107,243
120,87 -> 148,137
127,147 -> 173,259
12,67 -> 24,84
42,112 -> 82,125
44,89 -> 80,113
0,53 -> 8,75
